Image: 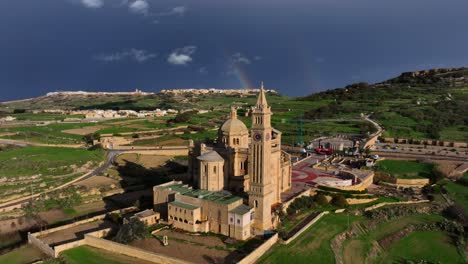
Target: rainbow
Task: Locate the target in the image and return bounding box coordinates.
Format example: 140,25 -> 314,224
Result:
225,49 -> 255,89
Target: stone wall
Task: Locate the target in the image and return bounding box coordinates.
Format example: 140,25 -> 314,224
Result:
364,200 -> 430,211
53,227 -> 112,257
31,205 -> 135,237
382,137 -> 467,148
53,240 -> 85,257
237,233 -> 279,264
281,211 -> 329,245
28,232 -> 55,257
122,149 -> 188,156
84,235 -> 191,264
395,178 -> 430,187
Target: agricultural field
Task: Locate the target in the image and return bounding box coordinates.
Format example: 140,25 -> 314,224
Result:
441,173 -> 468,211
0,245 -> 47,264
259,213 -> 362,264
0,123 -> 95,145
376,231 -> 465,264
0,146 -> 104,201
61,245 -> 154,264
375,160 -> 434,179
260,210 -> 464,264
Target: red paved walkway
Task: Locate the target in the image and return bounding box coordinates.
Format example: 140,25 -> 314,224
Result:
292,155 -> 330,183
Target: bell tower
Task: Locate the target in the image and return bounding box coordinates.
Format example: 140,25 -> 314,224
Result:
248,82 -> 274,233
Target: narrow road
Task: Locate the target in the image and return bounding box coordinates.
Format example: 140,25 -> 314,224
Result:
0,150 -> 122,210
0,146 -> 189,211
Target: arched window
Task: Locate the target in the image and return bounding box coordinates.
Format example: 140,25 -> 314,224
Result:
254,200 -> 258,208
214,166 -> 217,173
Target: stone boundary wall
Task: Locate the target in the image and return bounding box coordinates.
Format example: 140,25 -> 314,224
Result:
28,232 -> 55,257
53,240 -> 85,257
382,138 -> 467,148
364,200 -> 430,212
395,178 -> 430,187
122,149 -> 188,156
53,227 -> 112,257
281,211 -> 329,245
292,155 -> 316,167
84,235 -> 191,264
32,206 -> 136,237
237,233 -> 279,264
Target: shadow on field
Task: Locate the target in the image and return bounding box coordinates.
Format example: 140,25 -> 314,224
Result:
102,159 -> 188,211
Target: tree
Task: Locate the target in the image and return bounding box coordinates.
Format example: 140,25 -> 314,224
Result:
113,218 -> 147,244
82,132 -> 101,146
314,193 -> 328,206
331,194 -> 348,207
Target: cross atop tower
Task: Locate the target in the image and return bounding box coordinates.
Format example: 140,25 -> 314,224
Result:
256,82 -> 269,109
230,106 -> 237,119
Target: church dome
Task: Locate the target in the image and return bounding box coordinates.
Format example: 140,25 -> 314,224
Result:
220,118 -> 248,135
220,108 -> 248,135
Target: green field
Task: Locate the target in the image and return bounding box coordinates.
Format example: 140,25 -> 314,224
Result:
259,213 -> 363,264
261,210 -> 462,264
442,174 -> 468,211
0,123 -> 94,144
0,146 -> 104,200
8,113 -> 84,121
376,160 -> 434,179
61,245 -> 153,264
0,146 -> 103,178
0,245 -> 46,264
377,231 -> 465,264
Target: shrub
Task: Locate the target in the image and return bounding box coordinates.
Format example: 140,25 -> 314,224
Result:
286,196 -> 315,215
331,194 -> 348,207
314,193 -> 328,206
113,218 -> 147,244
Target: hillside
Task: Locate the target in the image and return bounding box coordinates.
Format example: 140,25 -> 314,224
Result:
0,67 -> 467,142
299,67 -> 468,141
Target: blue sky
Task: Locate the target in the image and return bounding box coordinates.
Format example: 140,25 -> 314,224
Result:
1,0 -> 467,101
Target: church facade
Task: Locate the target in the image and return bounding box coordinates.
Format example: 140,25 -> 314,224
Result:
153,85 -> 292,239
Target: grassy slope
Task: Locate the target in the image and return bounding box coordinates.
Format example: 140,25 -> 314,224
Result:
0,146 -> 103,178
442,173 -> 468,211
379,231 -> 464,264
376,160 -> 434,179
0,245 -> 46,264
258,214 -> 362,264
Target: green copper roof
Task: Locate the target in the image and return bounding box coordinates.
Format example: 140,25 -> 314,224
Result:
156,182 -> 242,205
169,200 -> 200,210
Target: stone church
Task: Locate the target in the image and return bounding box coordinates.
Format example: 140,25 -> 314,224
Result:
153,85 -> 292,239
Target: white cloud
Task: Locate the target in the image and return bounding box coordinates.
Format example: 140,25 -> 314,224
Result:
199,67 -> 207,74
129,0 -> 149,15
226,52 -> 258,75
167,46 -> 197,65
169,6 -> 186,16
232,52 -> 251,64
157,6 -> 187,17
81,0 -> 104,8
96,49 -> 157,63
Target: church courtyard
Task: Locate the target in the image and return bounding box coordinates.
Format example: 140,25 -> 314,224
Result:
130,228 -> 262,264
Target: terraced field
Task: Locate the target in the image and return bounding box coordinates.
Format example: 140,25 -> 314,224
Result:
0,146 -> 104,201
259,210 -> 464,264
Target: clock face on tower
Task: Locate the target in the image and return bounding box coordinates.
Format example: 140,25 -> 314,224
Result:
253,132 -> 262,142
